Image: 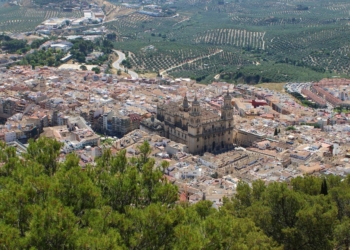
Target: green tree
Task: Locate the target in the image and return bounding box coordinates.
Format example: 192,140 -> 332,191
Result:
55,154 -> 102,215
26,137 -> 62,176
292,176 -> 322,196
80,65 -> 87,70
91,67 -> 101,74
232,181 -> 252,217
106,33 -> 117,40
334,218 -> 350,250
321,178 -> 328,195
137,140 -> 152,166
27,199 -> 78,249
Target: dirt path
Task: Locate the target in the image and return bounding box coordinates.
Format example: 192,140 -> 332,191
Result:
159,49 -> 223,77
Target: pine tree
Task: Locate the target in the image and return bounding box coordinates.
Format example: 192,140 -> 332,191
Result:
320,178 -> 328,195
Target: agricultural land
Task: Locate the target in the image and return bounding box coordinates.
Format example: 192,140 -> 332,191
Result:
2,0 -> 350,84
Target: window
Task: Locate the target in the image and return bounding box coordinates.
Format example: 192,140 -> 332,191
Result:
197,138 -> 199,142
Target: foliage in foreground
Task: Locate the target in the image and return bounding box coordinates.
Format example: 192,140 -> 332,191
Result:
0,138 -> 350,249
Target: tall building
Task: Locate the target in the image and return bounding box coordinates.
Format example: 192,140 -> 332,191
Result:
157,91 -> 234,155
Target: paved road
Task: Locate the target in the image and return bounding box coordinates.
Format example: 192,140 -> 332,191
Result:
112,50 -> 138,79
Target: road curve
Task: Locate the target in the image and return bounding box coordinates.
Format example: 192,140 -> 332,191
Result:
112,49 -> 139,79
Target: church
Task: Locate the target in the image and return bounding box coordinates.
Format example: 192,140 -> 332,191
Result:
156,91 -> 234,155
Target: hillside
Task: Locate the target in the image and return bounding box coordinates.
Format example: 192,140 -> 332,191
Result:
104,0 -> 350,83
2,0 -> 350,83
1,137 -> 350,249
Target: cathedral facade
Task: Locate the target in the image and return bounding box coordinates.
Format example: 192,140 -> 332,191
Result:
156,92 -> 234,155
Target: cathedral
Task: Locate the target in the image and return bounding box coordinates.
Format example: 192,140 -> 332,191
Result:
156,91 -> 234,155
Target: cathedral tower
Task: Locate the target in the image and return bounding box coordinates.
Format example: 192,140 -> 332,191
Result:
221,90 -> 233,149
221,90 -> 233,122
188,95 -> 202,154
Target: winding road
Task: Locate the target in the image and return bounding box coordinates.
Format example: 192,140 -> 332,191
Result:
112,50 -> 139,79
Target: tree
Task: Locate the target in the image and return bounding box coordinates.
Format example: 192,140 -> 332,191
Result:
232,181 -> 252,217
294,196 -> 337,250
334,218 -> 350,250
121,59 -> 132,69
194,200 -> 214,219
55,154 -> 102,215
292,176 -> 322,196
203,213 -> 280,250
1,137 -> 350,249
80,65 -> 87,70
2,39 -> 28,53
106,33 -> 117,40
26,137 -> 62,176
210,171 -> 218,178
28,199 -> 78,249
91,67 -> 101,74
321,178 -> 328,195
137,140 -> 152,166
274,128 -> 278,136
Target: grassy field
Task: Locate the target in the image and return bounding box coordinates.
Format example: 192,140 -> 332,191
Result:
255,83 -> 285,93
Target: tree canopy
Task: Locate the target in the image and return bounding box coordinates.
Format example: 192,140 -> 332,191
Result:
0,138 -> 350,249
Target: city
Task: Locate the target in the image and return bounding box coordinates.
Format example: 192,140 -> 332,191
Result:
1,0 -> 350,248
1,65 -> 350,205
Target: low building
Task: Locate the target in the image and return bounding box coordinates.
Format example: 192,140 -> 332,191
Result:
140,115 -> 164,136
290,150 -> 311,161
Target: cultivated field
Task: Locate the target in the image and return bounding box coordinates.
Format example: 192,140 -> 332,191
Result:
0,6 -> 83,33
3,0 -> 350,84
193,29 -> 266,50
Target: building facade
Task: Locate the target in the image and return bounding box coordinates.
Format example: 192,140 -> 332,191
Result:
157,92 -> 234,155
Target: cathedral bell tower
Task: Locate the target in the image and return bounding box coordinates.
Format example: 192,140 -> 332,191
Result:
182,94 -> 190,112
190,95 -> 201,120
221,90 -> 234,150
187,95 -> 202,154
221,90 -> 233,122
